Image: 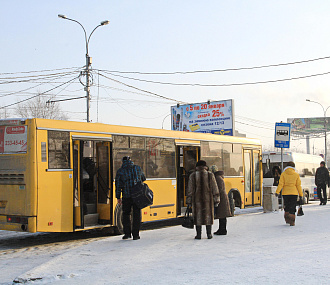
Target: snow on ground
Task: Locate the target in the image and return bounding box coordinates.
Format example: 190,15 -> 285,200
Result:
1,201 -> 330,285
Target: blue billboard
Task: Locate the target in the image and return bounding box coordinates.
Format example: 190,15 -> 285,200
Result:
171,100 -> 234,135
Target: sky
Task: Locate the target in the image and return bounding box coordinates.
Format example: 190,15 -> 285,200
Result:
1,202 -> 330,284
2,1 -> 330,153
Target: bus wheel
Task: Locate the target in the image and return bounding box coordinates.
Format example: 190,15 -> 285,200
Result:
114,203 -> 139,235
303,191 -> 309,205
114,204 -> 124,234
228,192 -> 235,216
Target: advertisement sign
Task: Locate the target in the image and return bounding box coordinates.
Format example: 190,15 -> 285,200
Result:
0,126 -> 27,153
288,117 -> 330,136
275,122 -> 291,148
171,99 -> 234,135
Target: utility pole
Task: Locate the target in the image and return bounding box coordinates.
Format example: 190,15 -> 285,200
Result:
306,99 -> 330,164
58,14 -> 109,122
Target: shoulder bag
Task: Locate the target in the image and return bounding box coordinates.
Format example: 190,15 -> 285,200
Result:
131,166 -> 153,209
182,205 -> 194,229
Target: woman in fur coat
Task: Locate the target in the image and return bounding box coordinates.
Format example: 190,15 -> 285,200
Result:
186,160 -> 220,239
210,166 -> 232,235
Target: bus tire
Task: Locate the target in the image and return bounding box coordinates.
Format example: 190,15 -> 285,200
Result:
303,191 -> 309,205
228,192 -> 235,216
114,204 -> 124,234
114,203 -> 141,235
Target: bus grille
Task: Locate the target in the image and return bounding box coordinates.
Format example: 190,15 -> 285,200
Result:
0,173 -> 25,185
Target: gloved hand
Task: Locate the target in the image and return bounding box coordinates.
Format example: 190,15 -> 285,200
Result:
214,203 -> 219,207
275,193 -> 279,197
299,197 -> 303,205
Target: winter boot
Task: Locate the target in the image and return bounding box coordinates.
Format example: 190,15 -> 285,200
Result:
219,218 -> 227,235
206,225 -> 213,239
284,212 -> 290,224
288,214 -> 295,226
195,225 -> 202,239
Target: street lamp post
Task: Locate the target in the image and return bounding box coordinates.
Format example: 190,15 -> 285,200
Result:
306,99 -> 330,163
58,14 -> 109,122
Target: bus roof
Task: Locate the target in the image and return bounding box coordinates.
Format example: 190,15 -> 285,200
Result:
16,118 -> 262,146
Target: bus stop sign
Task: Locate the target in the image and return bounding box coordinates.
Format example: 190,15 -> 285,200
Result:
275,122 -> 291,148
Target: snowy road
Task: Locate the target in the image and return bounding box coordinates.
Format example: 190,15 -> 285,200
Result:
1,202 -> 329,285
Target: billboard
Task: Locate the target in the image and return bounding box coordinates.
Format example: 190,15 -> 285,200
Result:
0,125 -> 27,153
287,117 -> 330,136
171,99 -> 234,135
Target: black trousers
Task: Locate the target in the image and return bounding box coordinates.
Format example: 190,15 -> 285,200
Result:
317,183 -> 327,204
283,195 -> 298,215
122,197 -> 141,237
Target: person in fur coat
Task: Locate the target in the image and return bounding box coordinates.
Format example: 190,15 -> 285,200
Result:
186,160 -> 220,239
210,166 -> 232,235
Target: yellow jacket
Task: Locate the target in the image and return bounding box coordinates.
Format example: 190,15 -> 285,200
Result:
276,167 -> 303,197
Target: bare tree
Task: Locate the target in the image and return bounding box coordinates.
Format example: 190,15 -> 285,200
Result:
15,95 -> 69,120
0,108 -> 10,119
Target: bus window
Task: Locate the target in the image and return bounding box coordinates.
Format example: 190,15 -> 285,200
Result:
201,141 -> 223,168
112,135 -> 175,179
48,131 -> 70,169
146,138 -> 175,178
113,135 -> 147,177
223,143 -> 243,176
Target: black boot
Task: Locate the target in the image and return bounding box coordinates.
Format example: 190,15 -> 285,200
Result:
206,225 -> 212,239
214,218 -> 227,235
214,219 -> 221,235
219,218 -> 227,235
195,225 -> 202,239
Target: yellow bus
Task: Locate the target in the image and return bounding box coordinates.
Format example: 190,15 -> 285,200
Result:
0,118 -> 262,233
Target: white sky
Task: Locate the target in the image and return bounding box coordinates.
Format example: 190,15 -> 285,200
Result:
2,1 -> 330,153
1,202 -> 330,284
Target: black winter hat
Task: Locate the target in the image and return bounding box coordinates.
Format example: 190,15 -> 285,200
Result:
196,160 -> 207,167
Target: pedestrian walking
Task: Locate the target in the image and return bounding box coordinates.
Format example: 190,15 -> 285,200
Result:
115,156 -> 146,240
186,160 -> 220,239
275,161 -> 303,226
210,166 -> 232,235
272,166 -> 281,186
315,161 -> 329,205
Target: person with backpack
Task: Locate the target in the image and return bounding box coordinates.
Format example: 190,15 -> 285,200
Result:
115,156 -> 146,240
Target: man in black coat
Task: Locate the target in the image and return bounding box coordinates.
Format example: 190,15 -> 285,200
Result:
315,161 -> 329,205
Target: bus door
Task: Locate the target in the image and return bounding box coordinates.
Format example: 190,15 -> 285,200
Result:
73,138 -> 112,230
243,148 -> 262,206
96,141 -> 112,224
175,141 -> 200,215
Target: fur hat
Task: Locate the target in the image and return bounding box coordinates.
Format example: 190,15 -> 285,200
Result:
210,165 -> 218,173
196,160 -> 207,167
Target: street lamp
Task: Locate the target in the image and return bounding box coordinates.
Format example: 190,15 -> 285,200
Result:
58,14 -> 109,122
306,99 -> 330,163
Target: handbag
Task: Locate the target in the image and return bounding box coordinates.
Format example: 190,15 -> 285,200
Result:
130,166 -> 153,209
182,206 -> 194,229
131,181 -> 153,209
297,206 -> 304,216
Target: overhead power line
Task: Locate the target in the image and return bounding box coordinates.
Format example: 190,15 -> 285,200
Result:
100,55 -> 330,75
0,76 -> 79,109
102,70 -> 330,87
97,72 -> 186,104
0,66 -> 82,76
